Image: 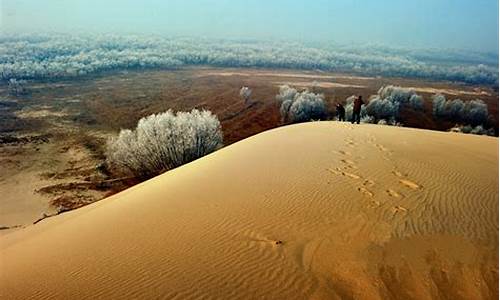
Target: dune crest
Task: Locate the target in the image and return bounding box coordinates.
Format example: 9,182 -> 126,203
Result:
1,122 -> 498,299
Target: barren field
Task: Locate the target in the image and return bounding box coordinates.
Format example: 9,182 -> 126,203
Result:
0,68 -> 498,232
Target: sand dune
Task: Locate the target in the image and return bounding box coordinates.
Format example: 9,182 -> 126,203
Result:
1,122 -> 498,299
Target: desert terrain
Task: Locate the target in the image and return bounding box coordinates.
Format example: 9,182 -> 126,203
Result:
1,122 -> 497,299
0,68 -> 498,232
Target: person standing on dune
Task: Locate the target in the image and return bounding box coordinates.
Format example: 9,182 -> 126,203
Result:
351,95 -> 364,124
336,103 -> 345,121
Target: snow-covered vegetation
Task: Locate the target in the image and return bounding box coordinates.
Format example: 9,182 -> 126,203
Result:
1,32 -> 497,85
342,86 -> 424,124
432,94 -> 490,126
365,85 -> 424,123
276,85 -> 328,123
449,124 -> 495,136
432,94 -> 494,135
106,109 -> 223,178
239,87 -> 252,104
7,78 -> 28,96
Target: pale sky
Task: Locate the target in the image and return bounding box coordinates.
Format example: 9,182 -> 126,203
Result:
2,0 -> 498,52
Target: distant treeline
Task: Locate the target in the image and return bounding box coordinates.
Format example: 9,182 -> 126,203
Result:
1,32 -> 498,85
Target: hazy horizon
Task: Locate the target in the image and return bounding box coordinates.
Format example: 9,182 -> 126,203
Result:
2,0 -> 499,53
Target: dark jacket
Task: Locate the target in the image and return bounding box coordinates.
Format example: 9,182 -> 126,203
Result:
353,98 -> 364,113
336,104 -> 345,115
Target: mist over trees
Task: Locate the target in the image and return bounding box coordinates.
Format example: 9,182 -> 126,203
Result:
276,85 -> 328,123
106,109 -> 223,178
1,32 -> 497,85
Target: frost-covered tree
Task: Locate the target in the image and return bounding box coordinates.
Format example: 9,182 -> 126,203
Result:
239,86 -> 252,104
1,32 -> 497,85
449,124 -> 495,136
432,94 -> 489,126
365,86 -> 424,123
276,85 -> 328,123
7,78 -> 28,96
106,109 -> 223,178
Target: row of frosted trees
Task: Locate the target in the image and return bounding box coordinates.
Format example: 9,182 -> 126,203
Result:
1,33 -> 497,85
276,85 -> 494,133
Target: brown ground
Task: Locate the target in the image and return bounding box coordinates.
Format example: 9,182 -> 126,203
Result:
0,67 -> 498,230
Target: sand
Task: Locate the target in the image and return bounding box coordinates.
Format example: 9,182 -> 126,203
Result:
273,81 -> 366,89
200,70 -> 375,81
404,86 -> 492,97
0,122 -> 498,299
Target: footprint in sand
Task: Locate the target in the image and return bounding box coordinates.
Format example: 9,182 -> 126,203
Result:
391,170 -> 422,190
386,189 -> 402,198
337,150 -> 352,156
391,205 -> 408,217
399,179 -> 422,190
328,168 -> 361,180
340,171 -> 361,180
340,158 -> 355,165
392,170 -> 406,178
345,139 -> 356,147
340,159 -> 358,170
363,179 -> 375,187
358,187 -> 374,197
375,143 -> 391,153
368,199 -> 381,208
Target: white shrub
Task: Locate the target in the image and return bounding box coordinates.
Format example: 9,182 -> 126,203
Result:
106,109 -> 223,178
432,94 -> 489,126
239,86 -> 252,103
276,85 -> 327,123
464,99 -> 489,125
449,124 -> 495,136
8,78 -> 28,96
365,85 -> 424,122
360,115 -> 375,124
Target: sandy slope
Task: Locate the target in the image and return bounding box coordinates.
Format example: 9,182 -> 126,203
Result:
1,122 -> 498,299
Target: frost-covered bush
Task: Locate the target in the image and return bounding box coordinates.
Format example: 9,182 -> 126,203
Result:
409,94 -> 425,111
0,32 -> 497,85
239,86 -> 252,103
7,78 -> 28,96
449,124 -> 495,136
276,85 -> 328,123
360,115 -> 375,124
365,86 -> 424,122
106,109 -> 223,178
432,94 -> 489,126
